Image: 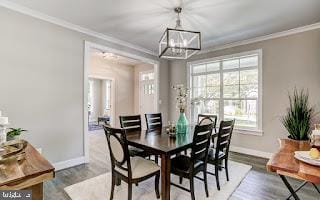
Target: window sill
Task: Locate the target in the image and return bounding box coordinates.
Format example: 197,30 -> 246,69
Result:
233,128 -> 263,136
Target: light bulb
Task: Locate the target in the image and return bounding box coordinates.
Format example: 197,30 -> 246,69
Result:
169,39 -> 175,47
183,39 -> 188,47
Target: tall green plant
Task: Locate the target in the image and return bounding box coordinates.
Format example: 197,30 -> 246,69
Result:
282,89 -> 314,140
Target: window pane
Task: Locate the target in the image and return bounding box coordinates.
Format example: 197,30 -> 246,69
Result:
223,71 -> 239,85
240,84 -> 258,98
223,71 -> 239,98
142,72 -> 154,80
207,74 -> 220,86
224,100 -> 257,127
207,86 -> 220,98
240,69 -> 258,84
193,64 -> 206,74
193,75 -> 206,88
224,85 -> 239,98
223,59 -> 239,70
240,56 -> 258,68
192,100 -> 219,123
207,62 -> 220,72
192,88 -> 206,98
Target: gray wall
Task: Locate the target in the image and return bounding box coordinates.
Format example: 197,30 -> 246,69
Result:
168,28 -> 320,154
0,7 -> 169,164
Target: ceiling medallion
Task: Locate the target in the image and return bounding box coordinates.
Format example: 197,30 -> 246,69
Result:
159,7 -> 201,59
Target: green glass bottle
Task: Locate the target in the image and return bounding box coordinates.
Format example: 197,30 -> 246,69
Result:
176,112 -> 188,134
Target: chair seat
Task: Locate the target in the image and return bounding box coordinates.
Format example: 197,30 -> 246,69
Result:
208,148 -> 225,161
115,156 -> 160,179
171,155 -> 204,175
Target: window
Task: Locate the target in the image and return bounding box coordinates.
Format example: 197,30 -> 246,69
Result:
189,50 -> 262,134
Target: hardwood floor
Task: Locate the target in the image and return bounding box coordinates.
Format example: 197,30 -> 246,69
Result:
44,131 -> 319,199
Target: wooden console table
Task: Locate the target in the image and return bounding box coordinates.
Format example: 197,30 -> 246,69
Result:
267,138 -> 320,200
0,143 -> 55,199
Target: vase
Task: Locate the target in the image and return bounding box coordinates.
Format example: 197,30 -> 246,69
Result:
176,112 -> 188,134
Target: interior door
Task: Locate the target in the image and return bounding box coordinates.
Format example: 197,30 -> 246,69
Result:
139,71 -> 155,128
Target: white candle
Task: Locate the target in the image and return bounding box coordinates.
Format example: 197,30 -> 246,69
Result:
0,117 -> 8,125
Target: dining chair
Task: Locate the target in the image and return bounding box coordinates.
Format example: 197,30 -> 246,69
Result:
198,114 -> 218,151
104,126 -> 160,200
120,115 -> 158,163
198,114 -> 217,133
145,113 -> 162,130
119,115 -> 146,157
207,119 -> 235,190
170,123 -> 214,200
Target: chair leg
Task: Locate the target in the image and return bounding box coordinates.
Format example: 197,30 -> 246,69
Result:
190,177 -> 195,200
204,170 -> 209,197
225,159 -> 229,181
215,164 -> 220,191
128,182 -> 132,200
110,173 -> 115,200
179,176 -> 183,184
155,173 -> 160,199
155,155 -> 159,164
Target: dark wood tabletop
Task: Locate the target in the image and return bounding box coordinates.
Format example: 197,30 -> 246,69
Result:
127,126 -> 195,155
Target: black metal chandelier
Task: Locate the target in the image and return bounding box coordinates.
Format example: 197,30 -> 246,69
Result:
159,7 -> 201,59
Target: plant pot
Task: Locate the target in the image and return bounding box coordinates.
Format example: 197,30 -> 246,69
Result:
7,135 -> 20,141
176,112 -> 188,134
287,135 -> 309,141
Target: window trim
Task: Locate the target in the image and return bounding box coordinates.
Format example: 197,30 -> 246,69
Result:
187,49 -> 263,136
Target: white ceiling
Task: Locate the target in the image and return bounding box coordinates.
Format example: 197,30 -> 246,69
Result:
8,0 -> 320,53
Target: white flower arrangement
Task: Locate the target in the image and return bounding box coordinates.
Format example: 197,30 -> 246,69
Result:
172,84 -> 189,113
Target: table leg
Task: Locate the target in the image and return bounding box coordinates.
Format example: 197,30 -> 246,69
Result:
26,182 -> 43,200
161,154 -> 171,200
279,175 -> 300,200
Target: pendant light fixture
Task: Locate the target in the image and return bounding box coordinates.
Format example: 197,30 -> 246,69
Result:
159,7 -> 201,59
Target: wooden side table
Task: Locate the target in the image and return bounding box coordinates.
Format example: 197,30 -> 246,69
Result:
267,138 -> 320,200
0,143 -> 55,200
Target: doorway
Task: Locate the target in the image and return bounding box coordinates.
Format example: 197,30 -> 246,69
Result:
88,76 -> 115,131
83,41 -> 160,163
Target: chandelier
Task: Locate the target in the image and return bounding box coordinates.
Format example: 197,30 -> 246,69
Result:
159,7 -> 201,59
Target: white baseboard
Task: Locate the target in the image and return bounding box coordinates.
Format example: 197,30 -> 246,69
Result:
230,146 -> 273,159
53,156 -> 86,171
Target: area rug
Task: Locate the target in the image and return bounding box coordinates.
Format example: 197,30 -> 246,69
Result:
65,161 -> 251,200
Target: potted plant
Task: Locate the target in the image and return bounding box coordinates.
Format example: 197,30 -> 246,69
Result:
282,88 -> 315,140
7,128 -> 27,141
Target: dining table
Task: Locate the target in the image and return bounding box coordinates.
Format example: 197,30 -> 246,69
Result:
266,138 -> 320,200
126,126 -> 196,200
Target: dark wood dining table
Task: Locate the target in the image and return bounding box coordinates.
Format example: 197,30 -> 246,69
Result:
126,126 -> 195,200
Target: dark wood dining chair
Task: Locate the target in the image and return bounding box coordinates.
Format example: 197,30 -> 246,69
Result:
120,115 -> 158,163
119,115 -> 142,133
145,113 -> 162,130
170,123 -> 214,200
104,126 -> 160,200
207,119 -> 235,190
198,114 -> 217,133
119,115 -> 146,157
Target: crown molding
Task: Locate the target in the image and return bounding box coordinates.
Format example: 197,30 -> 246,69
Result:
200,22 -> 320,54
0,0 -> 157,56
